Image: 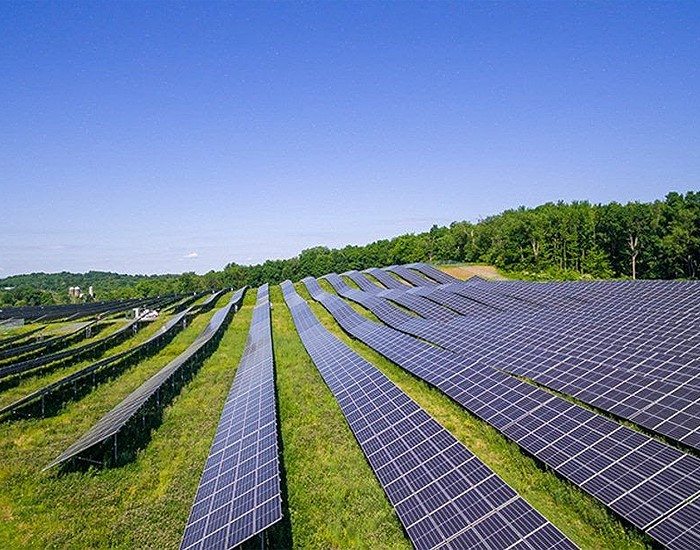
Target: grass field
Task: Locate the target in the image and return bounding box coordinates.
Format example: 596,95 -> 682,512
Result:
269,284 -> 409,549
0,282 -> 654,549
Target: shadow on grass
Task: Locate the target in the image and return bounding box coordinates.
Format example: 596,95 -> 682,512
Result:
48,338 -> 221,474
260,344 -> 293,549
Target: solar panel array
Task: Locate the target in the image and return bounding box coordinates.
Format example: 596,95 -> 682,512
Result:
44,288 -> 247,470
342,271 -> 458,322
408,271 -> 700,452
1,310 -> 151,380
181,284 -> 282,550
282,280 -> 575,550
334,268 -> 700,453
342,270 -> 384,293
0,293 -> 184,369
0,290 -> 228,420
0,319 -> 100,363
303,274 -> 700,549
0,292 -> 187,322
405,263 -> 460,284
0,326 -> 44,351
363,267 -> 411,290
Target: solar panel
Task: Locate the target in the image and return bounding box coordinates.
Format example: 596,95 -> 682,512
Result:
0,295 -> 155,322
44,288 -> 247,471
426,282 -> 700,449
302,275 -> 700,549
281,280 -> 575,550
0,293 -> 189,378
335,272 -> 459,323
405,263 -> 460,284
647,497 -> 700,549
0,319 -> 100,362
180,284 -> 282,550
342,270 -> 384,293
363,267 -> 412,290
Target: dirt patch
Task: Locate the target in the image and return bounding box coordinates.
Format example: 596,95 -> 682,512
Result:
439,264 -> 507,281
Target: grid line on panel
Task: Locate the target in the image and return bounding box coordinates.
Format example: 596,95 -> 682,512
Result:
331,267 -> 700,453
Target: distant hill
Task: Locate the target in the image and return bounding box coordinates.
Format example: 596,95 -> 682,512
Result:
0,271 -> 152,294
0,271 -> 187,307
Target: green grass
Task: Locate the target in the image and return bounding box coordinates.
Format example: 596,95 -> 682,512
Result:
270,285 -> 410,549
296,283 -> 653,550
0,291 -> 253,548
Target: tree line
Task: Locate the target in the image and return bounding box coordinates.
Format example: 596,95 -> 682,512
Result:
219,191 -> 700,287
1,191 -> 698,306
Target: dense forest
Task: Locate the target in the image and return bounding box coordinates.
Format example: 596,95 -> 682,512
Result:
2,192 -> 698,307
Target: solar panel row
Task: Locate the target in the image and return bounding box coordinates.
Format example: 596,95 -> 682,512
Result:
363,267 -> 412,290
0,326 -> 45,351
181,284 -> 282,550
282,280 -> 576,550
385,265 -> 439,287
0,319 -> 100,362
378,287 -> 458,323
303,276 -> 700,549
344,271 -> 457,322
405,263 -> 460,284
1,315 -> 147,380
342,270 -> 384,293
44,288 -> 246,471
0,295 -> 158,322
408,283 -> 504,316
407,276 -> 700,451
438,275 -> 700,390
0,293 -> 184,365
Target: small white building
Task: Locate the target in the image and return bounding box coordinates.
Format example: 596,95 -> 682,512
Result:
133,307 -> 159,321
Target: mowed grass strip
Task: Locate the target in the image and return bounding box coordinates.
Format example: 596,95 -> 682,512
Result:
0,291 -> 253,549
270,285 -> 410,549
297,283 -> 652,550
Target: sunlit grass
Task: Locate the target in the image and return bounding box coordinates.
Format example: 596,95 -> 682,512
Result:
0,291 -> 252,549
270,284 -> 410,549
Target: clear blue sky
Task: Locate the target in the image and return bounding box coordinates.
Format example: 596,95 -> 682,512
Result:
1,1 -> 698,276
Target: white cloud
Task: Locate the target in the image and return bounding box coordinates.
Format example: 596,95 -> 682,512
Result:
183,252 -> 199,259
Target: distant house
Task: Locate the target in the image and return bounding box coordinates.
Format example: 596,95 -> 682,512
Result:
133,307 -> 159,321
